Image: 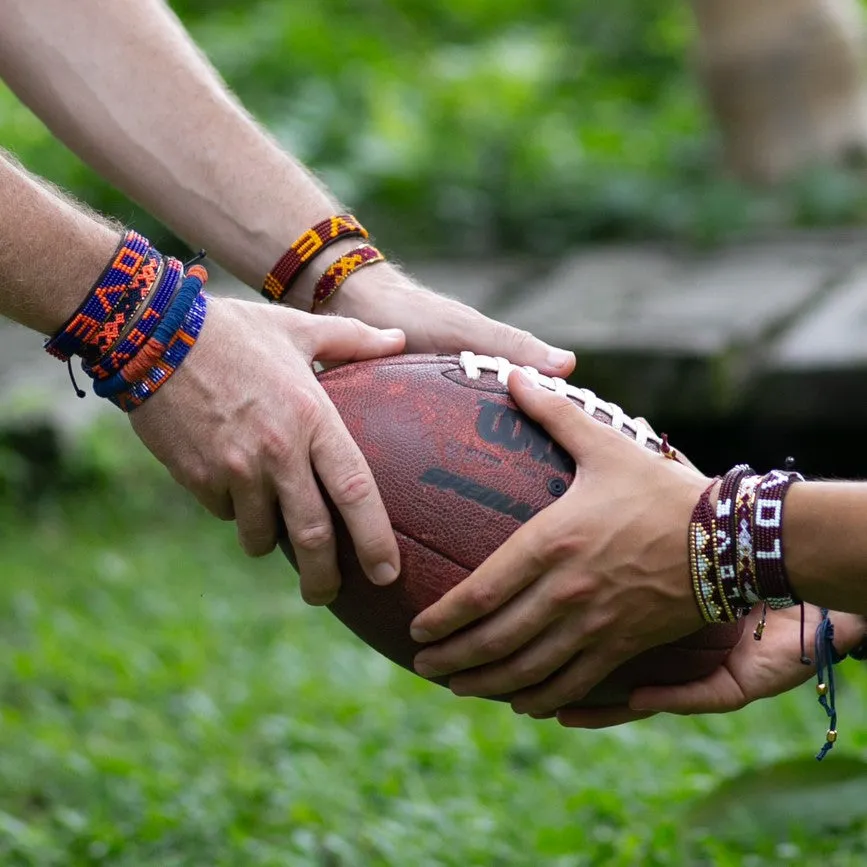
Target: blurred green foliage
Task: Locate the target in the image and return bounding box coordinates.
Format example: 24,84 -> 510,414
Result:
3,0 -> 867,255
1,423 -> 867,864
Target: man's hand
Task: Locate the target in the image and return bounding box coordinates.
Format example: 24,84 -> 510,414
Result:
330,266 -> 576,377
556,606 -> 867,729
409,367 -> 708,715
130,296 -> 406,605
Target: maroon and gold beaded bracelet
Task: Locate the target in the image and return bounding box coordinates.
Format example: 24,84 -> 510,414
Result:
311,243 -> 386,311
689,479 -> 728,623
261,214 -> 369,303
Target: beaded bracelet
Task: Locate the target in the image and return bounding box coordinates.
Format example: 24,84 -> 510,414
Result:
716,464 -> 753,619
45,230 -> 151,362
261,214 -> 369,303
698,464 -> 852,760
92,267 -> 204,399
753,469 -> 804,609
84,251 -> 163,363
734,473 -> 762,610
110,287 -> 209,413
689,479 -> 729,623
116,265 -> 209,387
311,243 -> 386,311
85,257 -> 183,381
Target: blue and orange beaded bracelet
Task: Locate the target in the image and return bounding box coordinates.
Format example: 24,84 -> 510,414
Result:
109,280 -> 210,412
84,250 -> 164,363
85,256 -> 183,381
96,261 -> 207,413
45,230 -> 151,362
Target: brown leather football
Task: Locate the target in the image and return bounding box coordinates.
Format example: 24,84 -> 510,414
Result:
280,352 -> 742,708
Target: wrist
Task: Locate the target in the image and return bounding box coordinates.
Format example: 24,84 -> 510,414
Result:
783,482 -> 817,604
835,612 -> 867,657
322,259 -> 418,324
278,235 -> 366,312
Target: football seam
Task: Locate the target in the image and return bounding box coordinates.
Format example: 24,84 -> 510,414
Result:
317,354 -> 662,454
394,526 -> 476,575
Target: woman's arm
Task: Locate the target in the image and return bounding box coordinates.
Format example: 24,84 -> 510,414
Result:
785,483 -> 867,613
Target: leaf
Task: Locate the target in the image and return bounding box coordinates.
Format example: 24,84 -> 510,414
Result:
685,756 -> 867,845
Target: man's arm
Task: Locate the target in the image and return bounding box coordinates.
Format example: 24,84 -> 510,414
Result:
0,0 -> 323,292
0,0 -> 574,372
0,147 -> 405,597
0,151 -> 120,334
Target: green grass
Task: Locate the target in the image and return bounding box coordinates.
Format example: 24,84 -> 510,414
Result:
2,425 -> 867,865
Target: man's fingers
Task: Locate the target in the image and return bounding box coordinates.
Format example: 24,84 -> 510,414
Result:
304,314 -> 406,362
630,669 -> 745,715
309,406 -> 400,589
410,514 -> 558,643
194,489 -> 235,522
414,578 -> 563,680
451,307 -> 575,377
231,470 -> 279,557
555,707 -> 657,729
278,476 -> 341,607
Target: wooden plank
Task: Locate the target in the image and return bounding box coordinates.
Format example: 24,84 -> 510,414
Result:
498,238 -> 861,355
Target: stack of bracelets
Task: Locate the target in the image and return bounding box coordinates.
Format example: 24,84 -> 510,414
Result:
260,214 -> 385,309
688,462 -> 852,760
46,212 -> 381,401
44,230 -> 210,413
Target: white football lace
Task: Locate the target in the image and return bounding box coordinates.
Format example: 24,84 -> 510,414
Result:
458,351 -> 661,449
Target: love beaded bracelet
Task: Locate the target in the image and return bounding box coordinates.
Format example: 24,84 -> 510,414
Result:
689,465 -> 804,625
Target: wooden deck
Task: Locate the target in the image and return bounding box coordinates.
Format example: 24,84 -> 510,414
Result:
4,229 -> 867,436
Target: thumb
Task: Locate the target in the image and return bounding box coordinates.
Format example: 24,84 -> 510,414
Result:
307,315 -> 406,363
508,367 -> 615,462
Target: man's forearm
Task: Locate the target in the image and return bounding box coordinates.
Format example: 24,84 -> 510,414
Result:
0,152 -> 120,335
0,0 -> 348,295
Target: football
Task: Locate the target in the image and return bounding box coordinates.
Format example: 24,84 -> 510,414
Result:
280,352 -> 742,708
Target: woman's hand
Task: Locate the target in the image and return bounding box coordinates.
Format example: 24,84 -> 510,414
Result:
410,367 -> 709,715
556,606 -> 867,728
